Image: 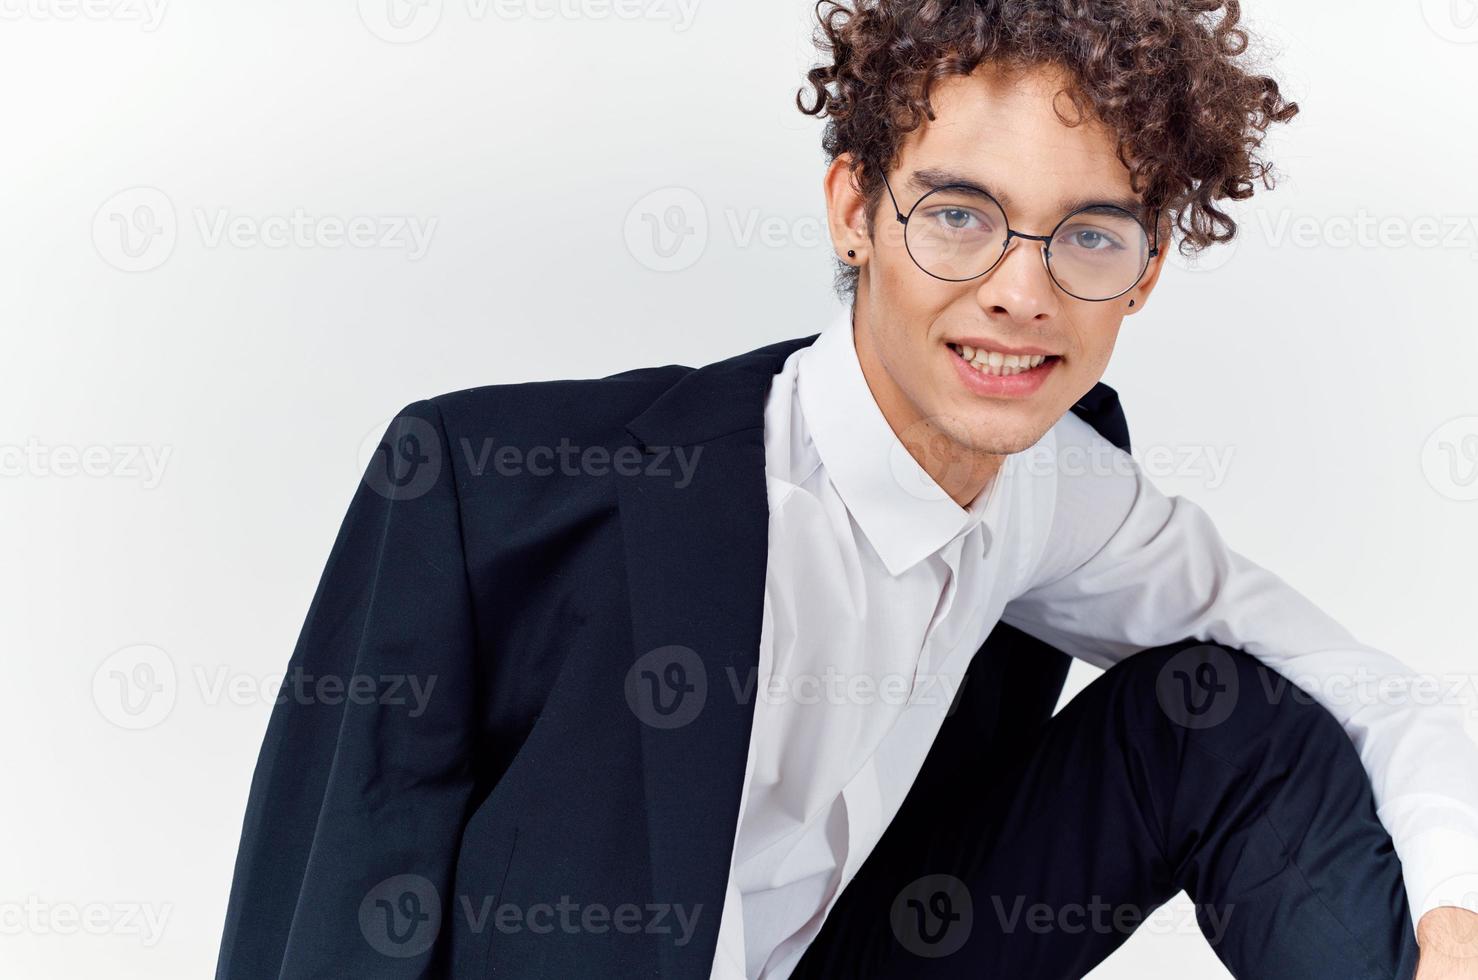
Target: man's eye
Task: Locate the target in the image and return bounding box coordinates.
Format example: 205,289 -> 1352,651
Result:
927,207 -> 988,231
1065,228 -> 1123,250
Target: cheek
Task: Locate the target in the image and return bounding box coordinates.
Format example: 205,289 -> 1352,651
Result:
1062,308 -> 1123,370
870,277 -> 953,359
875,255 -> 919,313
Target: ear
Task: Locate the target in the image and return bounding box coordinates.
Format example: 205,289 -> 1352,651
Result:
823,153 -> 875,264
1123,216 -> 1172,315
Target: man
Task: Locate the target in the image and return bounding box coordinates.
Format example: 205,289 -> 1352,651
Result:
216,2 -> 1478,978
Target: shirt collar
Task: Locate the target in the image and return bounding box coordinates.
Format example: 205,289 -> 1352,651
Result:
797,306 -> 1009,576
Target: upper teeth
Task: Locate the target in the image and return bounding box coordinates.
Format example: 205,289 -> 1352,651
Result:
954,343 -> 1048,376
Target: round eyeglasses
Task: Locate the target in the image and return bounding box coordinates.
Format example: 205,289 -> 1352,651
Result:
880,172 -> 1161,302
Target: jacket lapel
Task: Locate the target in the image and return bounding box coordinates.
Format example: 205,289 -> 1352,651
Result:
615,334 -> 816,976
611,327 -> 1129,974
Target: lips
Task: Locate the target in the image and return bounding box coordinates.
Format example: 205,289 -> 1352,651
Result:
945,340 -> 1060,398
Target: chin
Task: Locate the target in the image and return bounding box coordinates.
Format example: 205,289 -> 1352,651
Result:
936,412 -> 1048,457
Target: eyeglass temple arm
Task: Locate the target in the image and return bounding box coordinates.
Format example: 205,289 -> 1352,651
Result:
880,171 -> 909,224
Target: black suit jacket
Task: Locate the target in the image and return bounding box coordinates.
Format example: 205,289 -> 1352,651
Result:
215,332 -> 1132,979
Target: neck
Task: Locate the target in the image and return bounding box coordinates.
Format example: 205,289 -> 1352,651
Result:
918,423 -> 1005,509
849,308 -> 1006,509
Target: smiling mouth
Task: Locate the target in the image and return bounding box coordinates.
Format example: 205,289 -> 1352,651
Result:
946,342 -> 1062,377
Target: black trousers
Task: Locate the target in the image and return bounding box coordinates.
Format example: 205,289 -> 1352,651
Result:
791,634 -> 1420,980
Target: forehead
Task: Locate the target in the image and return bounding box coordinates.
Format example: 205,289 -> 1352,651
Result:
902,63 -> 1138,215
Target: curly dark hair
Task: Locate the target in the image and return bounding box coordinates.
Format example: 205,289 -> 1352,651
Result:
798,0 -> 1299,297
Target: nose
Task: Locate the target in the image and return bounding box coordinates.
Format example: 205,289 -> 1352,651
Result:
973,234 -> 1060,323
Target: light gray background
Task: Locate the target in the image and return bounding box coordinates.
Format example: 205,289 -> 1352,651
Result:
2,1 -> 1476,977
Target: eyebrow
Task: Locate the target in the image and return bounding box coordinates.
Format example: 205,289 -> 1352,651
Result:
907,167 -> 1148,219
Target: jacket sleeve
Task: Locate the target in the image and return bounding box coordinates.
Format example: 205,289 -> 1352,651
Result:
216,399 -> 482,979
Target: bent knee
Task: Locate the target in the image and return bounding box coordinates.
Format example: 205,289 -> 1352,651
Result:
1098,639 -> 1351,753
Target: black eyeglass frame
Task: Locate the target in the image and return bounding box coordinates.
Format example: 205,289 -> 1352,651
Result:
880,171 -> 1162,303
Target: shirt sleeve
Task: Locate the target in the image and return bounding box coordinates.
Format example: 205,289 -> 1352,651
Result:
1000,412 -> 1478,930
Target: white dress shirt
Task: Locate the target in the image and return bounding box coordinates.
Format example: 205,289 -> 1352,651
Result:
707,305 -> 1478,979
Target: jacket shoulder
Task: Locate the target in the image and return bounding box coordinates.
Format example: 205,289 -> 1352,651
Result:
416,363 -> 695,447
1066,381 -> 1130,454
